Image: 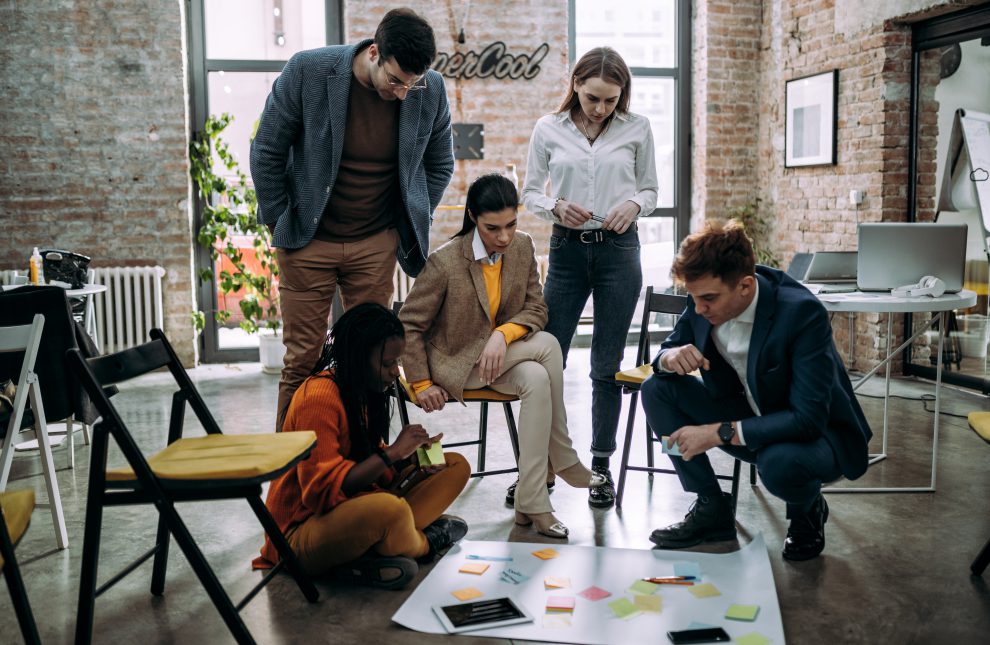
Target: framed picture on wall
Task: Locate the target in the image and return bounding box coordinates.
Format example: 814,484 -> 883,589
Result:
784,69 -> 838,167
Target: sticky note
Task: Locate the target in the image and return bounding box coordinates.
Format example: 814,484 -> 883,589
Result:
660,436 -> 682,456
687,621 -> 717,630
544,575 -> 570,589
578,585 -> 612,601
542,614 -> 573,628
628,579 -> 659,595
532,548 -> 559,560
726,604 -> 760,621
416,441 -> 444,466
674,562 -> 701,579
607,597 -> 639,619
458,562 -> 490,575
688,582 -> 722,598
736,633 -> 772,645
500,567 -> 530,585
451,587 -> 483,601
633,594 -> 662,613
546,596 -> 576,612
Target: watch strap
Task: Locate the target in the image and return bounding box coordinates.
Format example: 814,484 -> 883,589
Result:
375,446 -> 394,468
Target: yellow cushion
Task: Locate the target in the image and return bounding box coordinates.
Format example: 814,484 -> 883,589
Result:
968,412 -> 990,442
397,376 -> 517,405
1,489 -> 36,569
105,431 -> 316,483
615,363 -> 653,385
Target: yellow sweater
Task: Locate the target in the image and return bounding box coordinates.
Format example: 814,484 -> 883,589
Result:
412,257 -> 527,395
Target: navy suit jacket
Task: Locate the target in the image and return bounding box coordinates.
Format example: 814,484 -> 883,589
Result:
654,266 -> 873,480
250,40 -> 454,277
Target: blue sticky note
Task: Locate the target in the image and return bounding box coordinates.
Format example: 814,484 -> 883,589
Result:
687,621 -> 717,630
661,436 -> 682,457
674,562 -> 701,579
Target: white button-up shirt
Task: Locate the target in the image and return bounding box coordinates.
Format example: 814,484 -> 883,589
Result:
521,111 -> 658,228
472,228 -> 501,265
709,283 -> 761,445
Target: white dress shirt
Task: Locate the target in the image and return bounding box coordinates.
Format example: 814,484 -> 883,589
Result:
521,111 -> 658,228
471,228 -> 501,264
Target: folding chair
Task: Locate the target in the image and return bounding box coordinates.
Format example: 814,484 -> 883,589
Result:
0,314 -> 69,549
1,489 -> 41,645
392,301 -> 521,478
68,329 -> 319,645
613,287 -> 755,509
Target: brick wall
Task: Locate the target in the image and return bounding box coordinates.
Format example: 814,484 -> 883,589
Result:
345,0 -> 566,251
0,0 -> 196,365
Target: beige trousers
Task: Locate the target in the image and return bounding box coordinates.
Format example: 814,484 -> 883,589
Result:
275,228 -> 398,431
463,331 -> 581,514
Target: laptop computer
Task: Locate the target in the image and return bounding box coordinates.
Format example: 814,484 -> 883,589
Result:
856,223 -> 966,293
801,251 -> 858,293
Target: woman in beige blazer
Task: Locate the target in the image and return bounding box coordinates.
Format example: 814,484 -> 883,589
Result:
399,174 -> 604,538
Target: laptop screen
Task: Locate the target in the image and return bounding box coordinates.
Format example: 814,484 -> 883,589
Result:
805,252 -> 858,283
856,223 -> 967,293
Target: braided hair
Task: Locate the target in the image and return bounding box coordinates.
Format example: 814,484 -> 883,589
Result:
311,302 -> 405,462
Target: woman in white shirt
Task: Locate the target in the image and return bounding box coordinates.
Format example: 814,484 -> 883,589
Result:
522,47 -> 658,509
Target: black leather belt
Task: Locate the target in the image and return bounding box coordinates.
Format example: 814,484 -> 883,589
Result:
552,224 -> 637,244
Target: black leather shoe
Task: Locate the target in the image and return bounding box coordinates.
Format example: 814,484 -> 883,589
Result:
421,514 -> 469,561
333,555 -> 418,590
587,466 -> 616,508
504,478 -> 555,506
783,494 -> 829,561
649,492 -> 736,548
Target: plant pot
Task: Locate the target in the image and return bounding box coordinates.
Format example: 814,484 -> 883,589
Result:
259,331 -> 286,375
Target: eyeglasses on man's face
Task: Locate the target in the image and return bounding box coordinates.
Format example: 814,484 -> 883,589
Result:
379,61 -> 428,92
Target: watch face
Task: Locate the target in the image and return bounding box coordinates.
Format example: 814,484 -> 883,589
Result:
718,422 -> 734,443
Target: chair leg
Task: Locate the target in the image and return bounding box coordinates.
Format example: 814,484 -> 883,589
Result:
75,430 -> 110,645
149,514 -> 171,596
0,418 -> 16,491
645,406 -> 654,473
247,496 -> 318,602
750,463 -> 757,486
66,414 -> 76,470
729,459 -> 742,516
477,402 -> 488,473
29,386 -> 68,549
393,381 -> 411,427
615,392 -> 640,508
1,509 -> 42,645
502,402 -> 520,462
972,537 -> 990,576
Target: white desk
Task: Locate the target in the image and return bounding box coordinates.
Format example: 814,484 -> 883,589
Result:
817,289 -> 977,493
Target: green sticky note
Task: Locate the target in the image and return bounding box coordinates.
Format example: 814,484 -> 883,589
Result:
633,594 -> 662,613
736,633 -> 771,645
726,604 -> 760,621
416,441 -> 444,466
628,579 -> 659,595
607,597 -> 639,619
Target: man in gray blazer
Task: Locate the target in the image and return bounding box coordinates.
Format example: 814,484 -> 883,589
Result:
251,8 -> 454,431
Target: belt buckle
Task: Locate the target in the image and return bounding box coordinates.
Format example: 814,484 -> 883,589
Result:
579,229 -> 605,244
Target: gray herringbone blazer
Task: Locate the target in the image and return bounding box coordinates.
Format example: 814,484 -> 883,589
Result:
250,39 -> 454,277
399,231 -> 548,401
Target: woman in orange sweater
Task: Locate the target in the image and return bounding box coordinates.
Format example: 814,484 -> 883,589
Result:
254,303 -> 470,589
399,174 -> 605,539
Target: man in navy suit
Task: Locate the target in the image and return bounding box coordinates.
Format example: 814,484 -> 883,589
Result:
251,8 -> 453,431
641,220 -> 871,560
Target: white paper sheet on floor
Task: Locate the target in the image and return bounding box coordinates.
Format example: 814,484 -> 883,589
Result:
391,533 -> 785,644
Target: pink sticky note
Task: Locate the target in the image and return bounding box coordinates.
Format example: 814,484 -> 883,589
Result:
546,596 -> 576,612
578,585 -> 612,601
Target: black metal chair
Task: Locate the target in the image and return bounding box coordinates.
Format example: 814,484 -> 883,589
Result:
391,300 -> 521,478
68,329 -> 319,645
613,287 -> 756,509
1,489 -> 40,645
973,538 -> 990,576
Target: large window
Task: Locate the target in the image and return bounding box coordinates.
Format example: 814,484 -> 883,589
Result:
189,0 -> 343,362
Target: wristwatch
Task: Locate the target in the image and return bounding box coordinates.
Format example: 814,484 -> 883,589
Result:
375,446 -> 394,468
717,421 -> 735,445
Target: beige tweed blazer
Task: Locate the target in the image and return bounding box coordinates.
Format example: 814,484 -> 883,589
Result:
399,231 -> 548,402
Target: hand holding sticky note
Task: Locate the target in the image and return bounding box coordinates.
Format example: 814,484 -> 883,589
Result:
661,436 -> 682,457
416,440 -> 444,466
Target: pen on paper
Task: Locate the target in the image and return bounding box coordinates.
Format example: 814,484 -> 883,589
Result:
642,576 -> 695,581
642,577 -> 695,585
466,555 -> 513,561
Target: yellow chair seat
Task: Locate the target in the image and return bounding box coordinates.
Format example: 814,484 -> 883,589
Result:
969,412 -> 990,442
398,376 -> 517,405
0,490 -> 35,568
106,431 -> 316,483
615,363 -> 653,386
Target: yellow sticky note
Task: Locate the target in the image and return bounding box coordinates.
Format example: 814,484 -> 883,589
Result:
458,562 -> 490,575
451,587 -> 483,601
633,594 -> 662,613
416,441 -> 444,466
688,582 -> 722,598
542,614 -> 573,628
544,575 -> 570,589
628,579 -> 659,595
607,597 -> 639,619
532,548 -> 559,560
726,604 -> 760,621
736,633 -> 771,645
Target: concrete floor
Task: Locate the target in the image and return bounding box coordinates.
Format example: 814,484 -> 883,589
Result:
3,346 -> 989,644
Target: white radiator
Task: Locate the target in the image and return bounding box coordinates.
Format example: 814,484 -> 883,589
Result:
89,267 -> 166,353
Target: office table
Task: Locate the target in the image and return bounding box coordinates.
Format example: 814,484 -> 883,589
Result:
817,289 -> 977,493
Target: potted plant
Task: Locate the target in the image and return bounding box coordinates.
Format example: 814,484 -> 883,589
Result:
729,199 -> 781,268
189,113 -> 284,373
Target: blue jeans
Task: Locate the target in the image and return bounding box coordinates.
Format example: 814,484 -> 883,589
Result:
543,228 -> 642,459
640,374 -> 842,515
